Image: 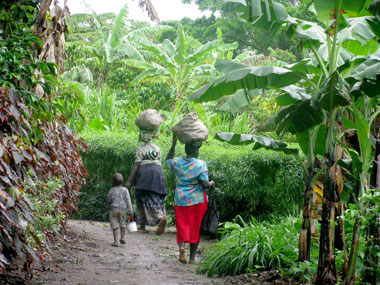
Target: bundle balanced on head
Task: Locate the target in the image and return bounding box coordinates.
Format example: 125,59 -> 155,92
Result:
165,111 -> 215,264
125,109 -> 168,235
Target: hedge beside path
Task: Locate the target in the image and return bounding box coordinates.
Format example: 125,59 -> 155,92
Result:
77,131 -> 304,222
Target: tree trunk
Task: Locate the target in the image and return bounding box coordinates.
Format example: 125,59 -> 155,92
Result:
298,175 -> 313,262
344,218 -> 362,284
316,194 -> 338,284
316,158 -> 339,284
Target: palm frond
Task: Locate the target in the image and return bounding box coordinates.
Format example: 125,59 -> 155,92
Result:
109,4 -> 129,49
128,25 -> 173,38
162,39 -> 176,57
122,59 -> 153,70
116,43 -> 144,60
131,66 -> 169,85
188,40 -> 223,63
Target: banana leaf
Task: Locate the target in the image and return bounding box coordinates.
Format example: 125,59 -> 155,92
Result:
219,89 -> 260,112
189,60 -> 302,103
215,132 -> 298,155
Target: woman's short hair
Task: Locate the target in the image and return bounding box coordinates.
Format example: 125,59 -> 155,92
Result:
112,173 -> 123,186
185,142 -> 202,157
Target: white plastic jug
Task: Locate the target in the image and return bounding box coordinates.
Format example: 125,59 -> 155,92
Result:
127,217 -> 137,233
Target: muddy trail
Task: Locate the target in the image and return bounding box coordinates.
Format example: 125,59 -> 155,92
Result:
26,220 -> 221,285
1,220 -> 302,285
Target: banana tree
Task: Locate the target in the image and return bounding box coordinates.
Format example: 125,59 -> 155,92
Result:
67,5 -> 170,93
124,24 -> 238,106
189,0 -> 380,283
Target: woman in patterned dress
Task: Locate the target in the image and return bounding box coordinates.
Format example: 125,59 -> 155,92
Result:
126,129 -> 167,235
165,134 -> 215,264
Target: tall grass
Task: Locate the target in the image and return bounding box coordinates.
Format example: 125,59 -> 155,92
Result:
199,215 -> 303,277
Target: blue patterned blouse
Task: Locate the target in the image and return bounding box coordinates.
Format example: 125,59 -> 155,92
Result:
166,157 -> 209,206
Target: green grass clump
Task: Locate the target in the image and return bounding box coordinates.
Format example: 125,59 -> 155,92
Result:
198,215 -> 302,277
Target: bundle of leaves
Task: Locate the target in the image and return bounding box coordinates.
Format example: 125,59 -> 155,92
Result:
198,216 -> 303,277
0,88 -> 88,272
79,131 -> 303,222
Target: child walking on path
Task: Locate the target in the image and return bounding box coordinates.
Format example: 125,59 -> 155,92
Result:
107,173 -> 133,247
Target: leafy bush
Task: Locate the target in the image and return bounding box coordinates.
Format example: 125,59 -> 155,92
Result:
0,87 -> 88,272
24,178 -> 66,247
79,131 -> 304,222
198,215 -> 303,277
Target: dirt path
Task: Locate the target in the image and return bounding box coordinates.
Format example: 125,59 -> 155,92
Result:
30,220 -> 220,285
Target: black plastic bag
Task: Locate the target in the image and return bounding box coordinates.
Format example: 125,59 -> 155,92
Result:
201,194 -> 219,235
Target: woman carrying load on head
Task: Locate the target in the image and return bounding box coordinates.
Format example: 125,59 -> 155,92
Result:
125,128 -> 167,235
165,134 -> 215,264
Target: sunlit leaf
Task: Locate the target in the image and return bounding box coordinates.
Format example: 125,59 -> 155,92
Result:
219,89 -> 260,112
189,60 -> 302,103
215,132 -> 298,155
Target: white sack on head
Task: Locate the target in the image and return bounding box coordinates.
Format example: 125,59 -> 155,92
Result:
172,111 -> 208,144
135,109 -> 164,130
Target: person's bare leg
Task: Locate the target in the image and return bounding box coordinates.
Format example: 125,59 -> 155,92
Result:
189,243 -> 198,264
156,217 -> 167,235
112,229 -> 120,246
120,227 -> 126,244
178,242 -> 187,264
138,223 -> 146,232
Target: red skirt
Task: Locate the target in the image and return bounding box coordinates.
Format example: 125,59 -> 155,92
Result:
174,191 -> 208,244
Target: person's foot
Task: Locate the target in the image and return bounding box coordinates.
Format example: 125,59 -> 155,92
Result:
112,242 -> 120,247
155,218 -> 167,235
179,247 -> 187,264
119,239 -> 126,244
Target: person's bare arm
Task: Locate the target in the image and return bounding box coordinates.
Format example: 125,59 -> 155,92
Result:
125,190 -> 133,214
165,134 -> 177,161
200,180 -> 215,189
125,162 -> 141,188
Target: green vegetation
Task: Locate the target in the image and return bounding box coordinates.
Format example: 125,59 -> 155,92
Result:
199,216 -> 304,277
0,0 -> 87,273
78,132 -> 303,222
1,0 -> 380,283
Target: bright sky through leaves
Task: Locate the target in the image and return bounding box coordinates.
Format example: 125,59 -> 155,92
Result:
68,0 -> 212,21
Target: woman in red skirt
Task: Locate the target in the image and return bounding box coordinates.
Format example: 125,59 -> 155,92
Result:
165,135 -> 215,264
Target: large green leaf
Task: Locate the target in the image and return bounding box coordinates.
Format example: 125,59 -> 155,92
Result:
228,0 -> 295,31
295,125 -> 326,156
174,25 -> 186,66
274,99 -> 325,134
122,59 -> 153,70
293,20 -> 326,47
215,132 -> 298,155
349,50 -> 380,80
219,89 -> 260,112
214,60 -> 248,73
277,85 -> 311,106
339,17 -> 377,46
189,60 -> 302,103
353,105 -> 372,173
313,71 -> 351,111
188,40 -> 224,63
317,44 -> 354,68
314,0 -> 367,21
116,43 -> 144,61
130,66 -> 169,85
109,4 -> 129,49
